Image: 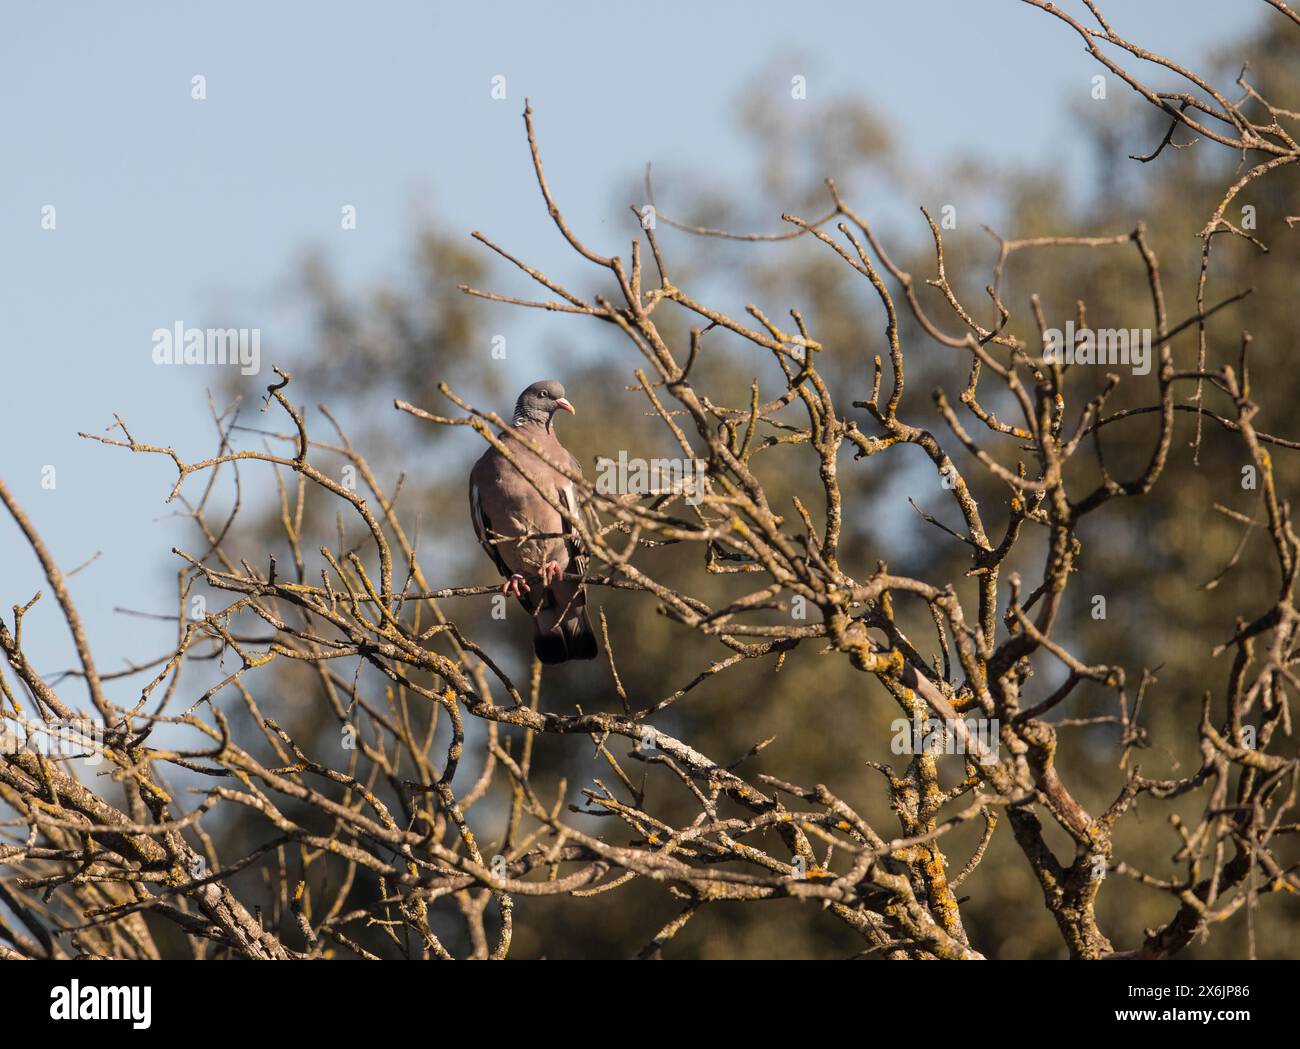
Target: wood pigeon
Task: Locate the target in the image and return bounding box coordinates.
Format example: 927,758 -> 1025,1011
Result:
468,380 -> 598,664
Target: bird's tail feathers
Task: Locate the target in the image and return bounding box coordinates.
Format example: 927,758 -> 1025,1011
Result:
534,580 -> 597,664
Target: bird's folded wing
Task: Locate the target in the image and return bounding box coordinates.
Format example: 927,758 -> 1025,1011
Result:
557,482 -> 594,579
469,477 -> 513,579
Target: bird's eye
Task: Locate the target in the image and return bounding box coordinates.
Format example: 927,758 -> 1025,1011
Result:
541,390 -> 551,398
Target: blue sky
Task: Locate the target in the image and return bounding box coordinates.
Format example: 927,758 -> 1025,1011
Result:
0,0 -> 1266,694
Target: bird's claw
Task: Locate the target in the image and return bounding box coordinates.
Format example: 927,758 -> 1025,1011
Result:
502,574 -> 530,598
542,561 -> 564,586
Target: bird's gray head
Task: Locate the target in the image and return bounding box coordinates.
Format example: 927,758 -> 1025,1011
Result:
512,380 -> 575,429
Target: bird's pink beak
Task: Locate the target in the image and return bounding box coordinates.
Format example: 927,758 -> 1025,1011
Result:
556,398 -> 576,415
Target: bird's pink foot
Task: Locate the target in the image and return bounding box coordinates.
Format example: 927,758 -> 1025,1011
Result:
542,560 -> 564,586
502,573 -> 530,598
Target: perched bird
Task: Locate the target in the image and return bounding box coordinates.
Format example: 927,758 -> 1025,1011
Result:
468,380 -> 598,664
